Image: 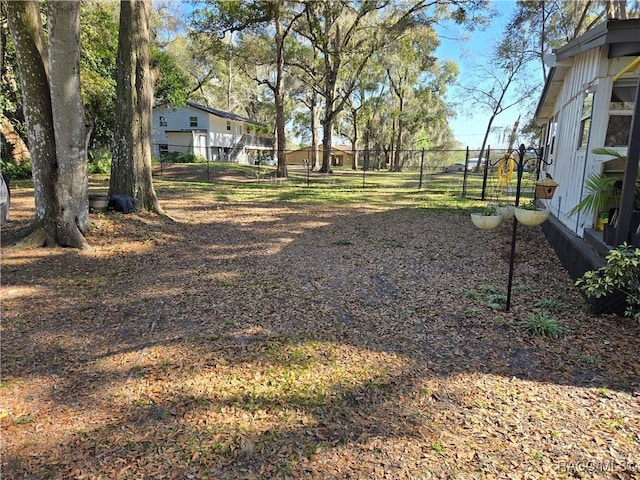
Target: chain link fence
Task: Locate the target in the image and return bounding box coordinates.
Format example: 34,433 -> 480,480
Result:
151,145 -> 541,201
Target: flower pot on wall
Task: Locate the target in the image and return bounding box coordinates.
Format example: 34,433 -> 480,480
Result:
470,213 -> 503,230
514,207 -> 550,226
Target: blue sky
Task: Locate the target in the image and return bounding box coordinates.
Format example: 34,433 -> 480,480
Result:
435,0 -> 529,149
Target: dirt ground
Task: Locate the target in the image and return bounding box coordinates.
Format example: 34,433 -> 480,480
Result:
1,183 -> 639,479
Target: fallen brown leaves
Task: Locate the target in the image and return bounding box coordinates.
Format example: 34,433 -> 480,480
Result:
1,184 -> 639,479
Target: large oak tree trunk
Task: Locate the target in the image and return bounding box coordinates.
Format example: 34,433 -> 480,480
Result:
48,1 -> 90,240
6,0 -> 89,249
273,0 -> 287,178
110,0 -> 162,213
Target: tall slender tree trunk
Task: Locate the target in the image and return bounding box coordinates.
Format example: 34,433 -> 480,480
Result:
273,0 -> 287,178
310,96 -> 320,171
110,0 -> 162,213
321,117 -> 333,173
6,0 -> 89,248
351,118 -> 358,171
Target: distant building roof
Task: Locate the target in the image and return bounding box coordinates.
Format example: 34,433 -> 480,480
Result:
187,101 -> 264,126
291,144 -> 353,153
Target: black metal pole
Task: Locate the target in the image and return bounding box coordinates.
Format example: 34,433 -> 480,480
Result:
462,146 -> 469,198
505,144 -> 527,312
419,149 -> 424,189
481,146 -> 491,201
614,74 -> 640,245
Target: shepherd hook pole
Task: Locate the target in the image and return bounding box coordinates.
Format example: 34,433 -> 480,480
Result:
505,144 -> 527,312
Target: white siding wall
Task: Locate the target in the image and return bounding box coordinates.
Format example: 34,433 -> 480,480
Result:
152,106 -> 209,157
152,105 -> 251,162
207,115 -> 240,148
545,47 -> 602,236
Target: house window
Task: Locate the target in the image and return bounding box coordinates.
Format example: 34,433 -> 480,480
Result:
190,116 -> 198,127
159,115 -> 167,127
226,121 -> 231,131
604,79 -> 637,147
159,144 -> 168,156
578,92 -> 593,149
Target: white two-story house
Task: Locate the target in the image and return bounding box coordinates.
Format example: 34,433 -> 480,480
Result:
152,101 -> 274,164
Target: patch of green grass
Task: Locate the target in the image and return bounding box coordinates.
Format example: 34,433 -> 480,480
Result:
149,162 -> 491,211
14,413 -> 33,425
0,377 -> 18,389
577,353 -> 600,365
606,416 -> 625,431
333,239 -> 353,246
431,442 -> 444,453
460,285 -> 506,310
535,297 -> 564,312
129,364 -> 145,378
515,283 -> 533,293
517,312 -> 565,338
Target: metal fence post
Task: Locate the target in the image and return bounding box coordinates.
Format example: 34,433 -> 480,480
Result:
419,149 -> 424,189
462,146 -> 469,198
481,146 -> 491,201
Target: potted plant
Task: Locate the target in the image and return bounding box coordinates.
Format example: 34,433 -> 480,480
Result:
514,201 -> 550,226
568,172 -> 621,225
496,204 -> 515,220
470,206 -> 503,230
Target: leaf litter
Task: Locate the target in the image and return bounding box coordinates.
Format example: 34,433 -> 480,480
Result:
1,184 -> 639,479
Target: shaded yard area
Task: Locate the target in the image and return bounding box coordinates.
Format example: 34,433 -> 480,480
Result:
1,178 -> 639,479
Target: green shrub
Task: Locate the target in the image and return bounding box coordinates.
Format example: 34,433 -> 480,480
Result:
88,149 -> 112,175
517,312 -> 565,338
576,243 -> 640,322
160,151 -> 202,163
0,158 -> 32,180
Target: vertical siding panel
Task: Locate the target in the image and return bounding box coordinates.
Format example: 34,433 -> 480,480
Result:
547,47 -> 603,235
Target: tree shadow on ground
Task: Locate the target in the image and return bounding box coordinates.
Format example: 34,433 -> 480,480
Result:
2,191 -> 639,478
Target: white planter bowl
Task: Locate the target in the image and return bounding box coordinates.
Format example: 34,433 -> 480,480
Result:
514,207 -> 549,226
496,205 -> 514,220
89,194 -> 110,212
470,213 -> 503,230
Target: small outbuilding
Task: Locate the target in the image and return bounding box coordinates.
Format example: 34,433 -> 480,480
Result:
287,145 -> 353,167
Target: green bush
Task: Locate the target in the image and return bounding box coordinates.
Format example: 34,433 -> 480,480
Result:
88,149 -> 112,174
160,151 -> 202,163
576,243 -> 640,322
0,158 -> 32,180
517,312 -> 565,338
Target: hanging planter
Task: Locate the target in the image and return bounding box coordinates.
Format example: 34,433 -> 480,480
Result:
496,205 -> 515,220
471,206 -> 503,230
535,180 -> 558,199
471,213 -> 503,230
514,206 -> 550,226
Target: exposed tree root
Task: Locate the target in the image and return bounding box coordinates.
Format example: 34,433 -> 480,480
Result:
11,223 -> 90,250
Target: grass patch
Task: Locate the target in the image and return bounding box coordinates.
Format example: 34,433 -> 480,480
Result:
516,312 -> 566,338
461,285 -> 507,310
